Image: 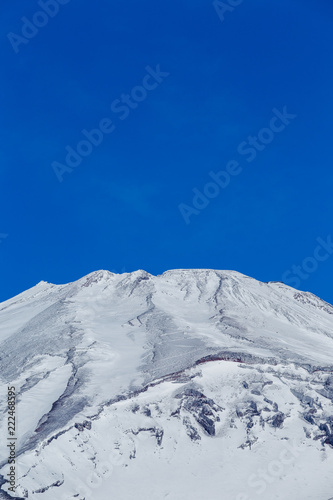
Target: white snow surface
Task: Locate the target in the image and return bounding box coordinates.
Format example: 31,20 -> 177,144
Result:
0,269 -> 332,499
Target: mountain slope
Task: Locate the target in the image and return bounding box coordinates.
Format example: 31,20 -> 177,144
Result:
0,269 -> 332,499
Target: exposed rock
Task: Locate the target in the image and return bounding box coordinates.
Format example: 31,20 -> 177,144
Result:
271,412 -> 285,428
74,420 -> 91,431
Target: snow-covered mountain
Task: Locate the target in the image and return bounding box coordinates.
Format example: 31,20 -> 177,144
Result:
0,269 -> 332,499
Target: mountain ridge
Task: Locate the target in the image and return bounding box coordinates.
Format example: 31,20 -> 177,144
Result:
0,269 -> 332,499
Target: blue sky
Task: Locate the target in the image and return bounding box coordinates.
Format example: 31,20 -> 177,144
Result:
1,0 -> 333,304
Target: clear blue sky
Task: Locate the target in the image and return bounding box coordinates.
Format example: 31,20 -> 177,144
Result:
1,0 -> 333,304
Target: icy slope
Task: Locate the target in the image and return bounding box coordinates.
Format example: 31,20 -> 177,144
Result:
0,269 -> 332,499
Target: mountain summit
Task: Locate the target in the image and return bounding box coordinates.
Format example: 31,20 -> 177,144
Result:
0,269 -> 332,499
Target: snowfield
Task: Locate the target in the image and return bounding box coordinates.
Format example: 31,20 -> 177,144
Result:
0,269 -> 332,499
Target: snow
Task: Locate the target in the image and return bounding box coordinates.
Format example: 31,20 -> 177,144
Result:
0,269 -> 332,499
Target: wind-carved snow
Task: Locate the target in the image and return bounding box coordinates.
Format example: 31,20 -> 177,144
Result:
0,269 -> 332,499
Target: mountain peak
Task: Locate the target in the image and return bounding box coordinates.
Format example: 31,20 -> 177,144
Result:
0,269 -> 332,499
